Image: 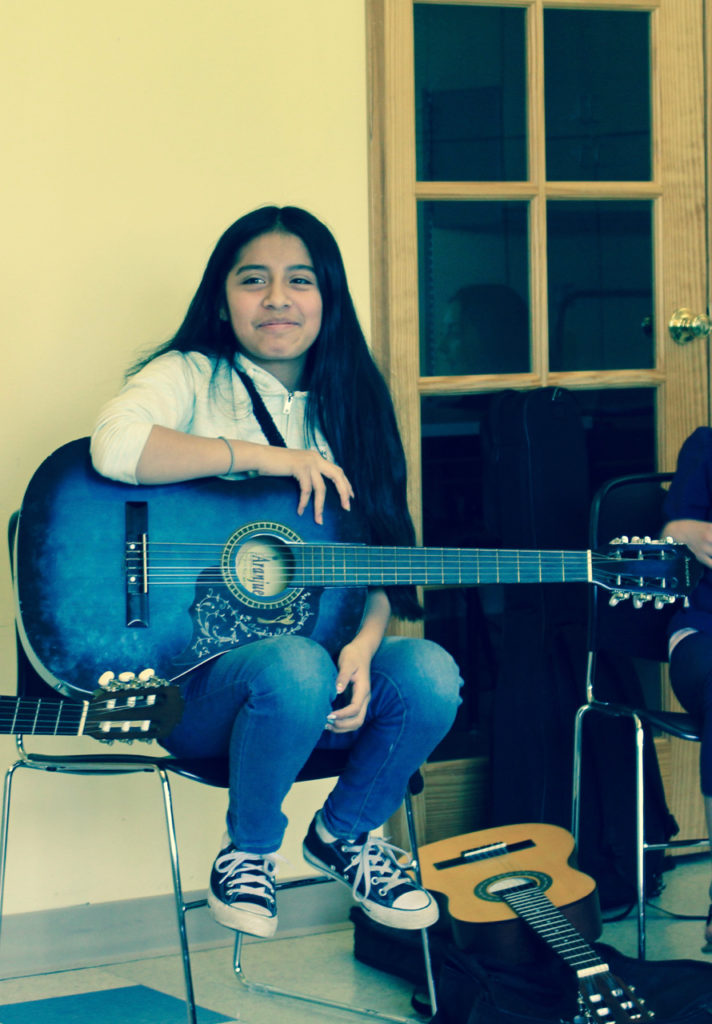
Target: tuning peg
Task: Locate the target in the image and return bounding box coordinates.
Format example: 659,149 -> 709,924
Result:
137,668 -> 155,681
97,671 -> 119,690
609,592 -> 629,606
632,594 -> 653,609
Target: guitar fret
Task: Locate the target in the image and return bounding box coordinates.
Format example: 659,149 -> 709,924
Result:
32,699 -> 41,735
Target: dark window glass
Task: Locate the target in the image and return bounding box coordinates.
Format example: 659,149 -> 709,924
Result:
544,9 -> 651,181
547,201 -> 653,372
414,4 -> 527,181
418,200 -> 530,376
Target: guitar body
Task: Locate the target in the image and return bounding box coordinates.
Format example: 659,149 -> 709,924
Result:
420,823 -> 602,965
14,438 -> 367,698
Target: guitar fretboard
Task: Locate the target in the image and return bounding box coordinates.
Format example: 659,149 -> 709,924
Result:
0,696 -> 83,736
499,882 -> 605,976
290,546 -> 591,587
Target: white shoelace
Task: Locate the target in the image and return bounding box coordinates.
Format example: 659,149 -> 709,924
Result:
215,849 -> 278,904
344,837 -> 414,903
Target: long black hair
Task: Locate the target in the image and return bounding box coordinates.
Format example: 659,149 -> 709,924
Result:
134,206 -> 421,619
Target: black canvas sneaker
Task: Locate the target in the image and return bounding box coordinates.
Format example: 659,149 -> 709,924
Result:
207,833 -> 278,937
302,816 -> 438,930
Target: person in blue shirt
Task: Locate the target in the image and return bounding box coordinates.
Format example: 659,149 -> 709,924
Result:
662,426 -> 712,951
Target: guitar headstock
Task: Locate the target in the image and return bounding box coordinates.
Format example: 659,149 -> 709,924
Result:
578,968 -> 654,1023
85,670 -> 183,742
592,538 -> 702,607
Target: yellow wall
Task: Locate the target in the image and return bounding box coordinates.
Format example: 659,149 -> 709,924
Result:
0,0 -> 370,914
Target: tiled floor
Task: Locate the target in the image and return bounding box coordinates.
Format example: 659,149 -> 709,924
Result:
0,856 -> 710,1023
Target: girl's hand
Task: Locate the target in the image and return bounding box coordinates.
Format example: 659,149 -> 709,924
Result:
255,446 -> 354,523
664,518 -> 712,569
324,588 -> 391,732
325,640 -> 373,733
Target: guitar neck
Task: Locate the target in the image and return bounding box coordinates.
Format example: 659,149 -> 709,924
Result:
500,883 -> 605,977
294,545 -> 590,587
0,695 -> 83,736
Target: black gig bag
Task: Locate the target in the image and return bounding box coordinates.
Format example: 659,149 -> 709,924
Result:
431,943 -> 712,1024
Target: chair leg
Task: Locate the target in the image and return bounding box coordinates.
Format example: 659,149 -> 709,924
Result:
402,789 -> 438,1017
155,767 -> 198,1024
232,928 -> 423,1023
571,705 -> 588,847
231,792 -> 437,1023
0,762 -> 20,945
0,760 -> 199,1023
633,714 -> 647,960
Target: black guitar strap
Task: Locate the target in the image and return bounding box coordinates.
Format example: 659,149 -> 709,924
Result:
235,367 -> 287,448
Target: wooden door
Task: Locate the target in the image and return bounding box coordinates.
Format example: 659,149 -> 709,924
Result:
367,0 -> 710,842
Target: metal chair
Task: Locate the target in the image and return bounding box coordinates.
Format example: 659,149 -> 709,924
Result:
571,472 -> 709,959
1,511 -> 436,1023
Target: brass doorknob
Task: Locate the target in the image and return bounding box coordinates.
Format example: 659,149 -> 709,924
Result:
669,308 -> 712,345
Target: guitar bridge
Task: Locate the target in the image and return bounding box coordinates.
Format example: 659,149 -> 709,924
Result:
125,501 -> 149,627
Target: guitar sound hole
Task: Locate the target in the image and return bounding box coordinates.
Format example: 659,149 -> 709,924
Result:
475,870 -> 551,903
230,535 -> 296,601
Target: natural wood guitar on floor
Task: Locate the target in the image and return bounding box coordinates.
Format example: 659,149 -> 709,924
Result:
419,823 -> 654,1023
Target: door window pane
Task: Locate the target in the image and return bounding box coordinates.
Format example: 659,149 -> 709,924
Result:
414,4 -> 527,181
547,201 -> 653,372
544,9 -> 651,181
418,201 -> 530,376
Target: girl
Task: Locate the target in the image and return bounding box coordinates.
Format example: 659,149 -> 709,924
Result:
91,205 -> 462,938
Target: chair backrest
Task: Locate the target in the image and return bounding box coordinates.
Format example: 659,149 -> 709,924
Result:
589,472 -> 675,664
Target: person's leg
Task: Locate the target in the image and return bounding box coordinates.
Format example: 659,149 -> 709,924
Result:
669,632 -> 712,946
162,635 -> 337,934
303,636 -> 462,928
318,636 -> 462,836
163,635 -> 337,850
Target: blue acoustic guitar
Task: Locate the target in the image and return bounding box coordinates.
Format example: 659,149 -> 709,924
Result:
13,438 -> 700,699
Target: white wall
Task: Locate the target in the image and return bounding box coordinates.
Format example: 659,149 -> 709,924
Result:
0,0 -> 370,915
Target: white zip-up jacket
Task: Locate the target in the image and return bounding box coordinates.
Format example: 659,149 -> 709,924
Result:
90,350 -> 332,484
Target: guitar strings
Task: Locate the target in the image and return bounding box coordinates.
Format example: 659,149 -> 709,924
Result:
124,543 -> 666,587
0,696 -> 162,734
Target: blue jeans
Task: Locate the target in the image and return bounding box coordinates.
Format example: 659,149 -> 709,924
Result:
162,635 -> 462,853
669,631 -> 712,796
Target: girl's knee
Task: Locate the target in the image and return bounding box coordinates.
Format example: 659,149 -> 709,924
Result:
252,636 -> 336,705
376,637 -> 462,714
